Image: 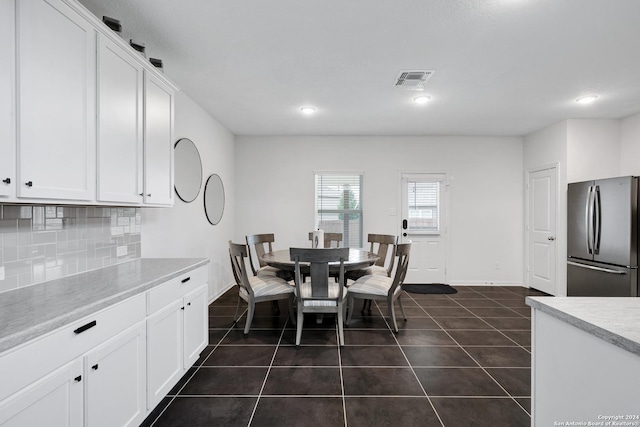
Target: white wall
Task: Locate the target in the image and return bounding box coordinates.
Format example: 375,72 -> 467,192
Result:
235,135 -> 524,286
567,119 -> 621,182
620,112 -> 640,176
142,91 -> 235,300
523,121 -> 568,295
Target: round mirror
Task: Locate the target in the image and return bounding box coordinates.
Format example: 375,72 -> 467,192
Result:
174,138 -> 203,203
204,174 -> 225,225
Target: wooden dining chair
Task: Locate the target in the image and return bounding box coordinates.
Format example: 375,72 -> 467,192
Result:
346,242 -> 411,332
347,234 -> 397,280
307,232 -> 343,248
290,247 -> 350,346
229,241 -> 295,335
245,233 -> 289,278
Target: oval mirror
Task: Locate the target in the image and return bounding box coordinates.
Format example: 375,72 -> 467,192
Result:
174,138 -> 203,203
204,174 -> 225,225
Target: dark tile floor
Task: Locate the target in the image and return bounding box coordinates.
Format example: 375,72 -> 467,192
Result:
142,285 -> 548,427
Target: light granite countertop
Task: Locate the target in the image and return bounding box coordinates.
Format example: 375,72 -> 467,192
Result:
0,258 -> 209,354
526,296 -> 640,357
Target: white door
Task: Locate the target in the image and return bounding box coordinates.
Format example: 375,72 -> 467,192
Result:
0,0 -> 13,197
17,0 -> 96,201
97,35 -> 144,204
183,285 -> 208,369
527,167 -> 557,295
400,173 -> 448,284
146,299 -> 183,409
144,72 -> 174,206
85,322 -> 146,427
0,359 -> 83,427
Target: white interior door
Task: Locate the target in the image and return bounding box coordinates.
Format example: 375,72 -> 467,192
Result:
527,167 -> 557,295
400,173 -> 448,284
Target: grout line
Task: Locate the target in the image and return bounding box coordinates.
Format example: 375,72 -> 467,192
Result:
408,292 -> 532,418
368,298 -> 446,427
246,315 -> 286,426
148,310 -> 239,426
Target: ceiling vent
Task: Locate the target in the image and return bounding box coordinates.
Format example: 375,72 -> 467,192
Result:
394,70 -> 435,90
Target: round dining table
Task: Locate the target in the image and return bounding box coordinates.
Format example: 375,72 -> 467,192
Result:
262,248 -> 379,274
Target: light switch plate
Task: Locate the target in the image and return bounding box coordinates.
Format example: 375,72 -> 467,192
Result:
0,266 -> 4,280
116,246 -> 127,257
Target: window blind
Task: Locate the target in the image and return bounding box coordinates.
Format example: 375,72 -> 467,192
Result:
407,180 -> 440,233
315,173 -> 363,248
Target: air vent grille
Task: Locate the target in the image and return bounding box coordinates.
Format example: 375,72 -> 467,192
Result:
395,70 -> 435,90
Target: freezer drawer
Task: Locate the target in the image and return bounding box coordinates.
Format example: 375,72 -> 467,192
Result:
567,260 -> 638,296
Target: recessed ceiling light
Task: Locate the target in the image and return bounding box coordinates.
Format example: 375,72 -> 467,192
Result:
413,95 -> 431,104
300,106 -> 317,114
575,95 -> 598,105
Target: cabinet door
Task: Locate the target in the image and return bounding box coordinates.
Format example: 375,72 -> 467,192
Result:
85,321 -> 146,427
183,285 -> 209,369
17,0 -> 96,201
146,299 -> 183,409
97,35 -> 144,204
0,0 -> 14,197
0,359 -> 83,427
144,72 -> 174,206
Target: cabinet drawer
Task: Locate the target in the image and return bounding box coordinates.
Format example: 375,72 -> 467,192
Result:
147,266 -> 208,315
0,294 -> 145,402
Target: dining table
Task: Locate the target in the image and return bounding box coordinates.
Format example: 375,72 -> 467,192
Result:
262,248 -> 379,295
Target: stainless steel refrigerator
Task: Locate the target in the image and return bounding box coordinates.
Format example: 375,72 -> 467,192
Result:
567,176 -> 639,296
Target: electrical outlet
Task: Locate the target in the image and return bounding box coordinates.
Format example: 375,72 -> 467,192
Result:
116,246 -> 127,257
495,262 -> 500,270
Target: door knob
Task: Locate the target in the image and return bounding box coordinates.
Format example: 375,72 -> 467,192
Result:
548,236 -> 556,241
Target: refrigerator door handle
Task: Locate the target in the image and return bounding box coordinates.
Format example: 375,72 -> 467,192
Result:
593,185 -> 601,254
585,185 -> 594,254
567,261 -> 626,275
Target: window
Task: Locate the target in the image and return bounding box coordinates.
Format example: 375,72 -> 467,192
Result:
406,178 -> 441,234
315,172 -> 363,248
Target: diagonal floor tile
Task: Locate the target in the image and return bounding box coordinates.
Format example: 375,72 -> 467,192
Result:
252,397 -> 345,426
342,367 -> 424,396
263,367 -> 342,395
431,397 -> 530,427
345,397 -> 441,427
414,367 -> 507,396
340,345 -> 409,366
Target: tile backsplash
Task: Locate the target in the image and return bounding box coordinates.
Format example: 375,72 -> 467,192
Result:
0,205 -> 141,293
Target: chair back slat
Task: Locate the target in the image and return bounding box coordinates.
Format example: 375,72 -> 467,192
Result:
290,247 -> 349,300
389,242 -> 411,294
308,232 -> 343,248
246,233 -> 275,274
367,234 -> 398,274
229,241 -> 254,297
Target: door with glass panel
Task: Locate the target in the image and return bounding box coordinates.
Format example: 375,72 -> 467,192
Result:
400,173 -> 448,284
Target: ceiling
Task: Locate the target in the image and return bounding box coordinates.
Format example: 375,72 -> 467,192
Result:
78,0 -> 640,137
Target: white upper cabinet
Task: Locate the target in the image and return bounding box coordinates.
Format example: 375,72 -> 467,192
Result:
96,35 -> 144,204
144,73 -> 174,206
0,0 -> 14,197
16,0 -> 96,201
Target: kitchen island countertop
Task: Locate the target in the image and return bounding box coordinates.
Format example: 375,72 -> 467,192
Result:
526,296 -> 640,357
0,258 -> 209,354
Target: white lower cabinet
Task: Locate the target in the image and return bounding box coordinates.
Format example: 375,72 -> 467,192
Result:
84,322 -> 146,427
147,299 -> 184,408
183,285 -> 209,369
0,359 -> 83,427
0,265 -> 209,427
147,282 -> 209,408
